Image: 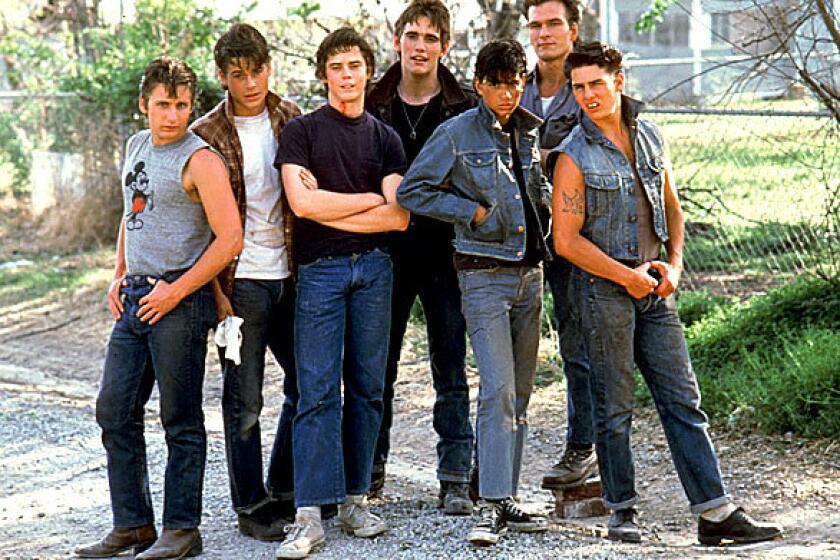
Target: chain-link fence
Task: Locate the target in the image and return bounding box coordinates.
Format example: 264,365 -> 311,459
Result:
3,90 -> 838,296
648,106 -> 839,297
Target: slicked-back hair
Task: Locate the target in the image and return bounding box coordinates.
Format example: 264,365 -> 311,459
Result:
522,0 -> 581,26
214,23 -> 271,77
564,41 -> 623,79
394,0 -> 451,47
474,39 -> 527,85
315,27 -> 375,82
139,56 -> 197,107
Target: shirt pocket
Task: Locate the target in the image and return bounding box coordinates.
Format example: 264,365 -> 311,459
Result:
461,151 -> 497,201
583,172 -> 620,217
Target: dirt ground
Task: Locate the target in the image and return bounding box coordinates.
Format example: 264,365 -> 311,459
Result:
0,245 -> 838,559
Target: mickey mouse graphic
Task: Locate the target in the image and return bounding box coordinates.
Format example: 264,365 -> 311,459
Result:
124,161 -> 154,230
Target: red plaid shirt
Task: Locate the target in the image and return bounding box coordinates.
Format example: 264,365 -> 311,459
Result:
191,91 -> 301,298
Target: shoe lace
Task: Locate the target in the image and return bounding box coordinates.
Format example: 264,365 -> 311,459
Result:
502,498 -> 529,520
283,520 -> 308,541
557,446 -> 592,468
476,502 -> 502,528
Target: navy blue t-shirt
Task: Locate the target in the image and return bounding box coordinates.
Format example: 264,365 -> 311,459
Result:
275,104 -> 406,266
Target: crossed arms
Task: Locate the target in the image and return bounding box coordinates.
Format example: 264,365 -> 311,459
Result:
281,165 -> 409,233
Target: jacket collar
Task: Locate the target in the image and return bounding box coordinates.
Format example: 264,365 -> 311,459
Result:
476,99 -> 543,133
367,61 -> 469,108
580,94 -> 645,143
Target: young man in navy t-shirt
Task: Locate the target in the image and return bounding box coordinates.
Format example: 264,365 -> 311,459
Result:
273,27 -> 408,560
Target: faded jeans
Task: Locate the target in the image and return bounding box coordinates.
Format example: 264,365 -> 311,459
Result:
292,249 -> 392,506
96,272 -> 215,528
458,265 -> 543,500
577,270 -> 730,514
544,252 -> 594,446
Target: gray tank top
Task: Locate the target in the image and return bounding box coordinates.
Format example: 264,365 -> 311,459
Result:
631,164 -> 661,262
122,130 -> 214,277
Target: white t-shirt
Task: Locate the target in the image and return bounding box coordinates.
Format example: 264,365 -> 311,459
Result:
541,95 -> 555,116
234,109 -> 290,279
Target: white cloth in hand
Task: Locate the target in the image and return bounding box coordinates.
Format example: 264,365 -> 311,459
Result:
214,315 -> 244,365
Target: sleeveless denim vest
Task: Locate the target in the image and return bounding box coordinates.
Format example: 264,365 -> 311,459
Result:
557,96 -> 668,262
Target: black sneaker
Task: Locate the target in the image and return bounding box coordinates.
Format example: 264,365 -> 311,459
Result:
541,445 -> 598,488
438,481 -> 473,515
467,501 -> 507,546
607,507 -> 641,543
698,507 -> 783,546
502,498 -> 548,532
368,462 -> 386,498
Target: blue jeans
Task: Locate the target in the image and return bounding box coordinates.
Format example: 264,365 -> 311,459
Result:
577,270 -> 730,514
458,265 -> 543,500
221,278 -> 296,513
292,249 -> 392,506
545,253 -> 594,446
376,237 -> 472,482
96,273 -> 215,528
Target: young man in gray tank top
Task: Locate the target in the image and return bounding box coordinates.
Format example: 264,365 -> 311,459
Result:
76,57 -> 242,560
191,23 -> 305,542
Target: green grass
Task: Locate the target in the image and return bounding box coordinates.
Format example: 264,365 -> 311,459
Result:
637,277 -> 840,438
0,254 -> 105,306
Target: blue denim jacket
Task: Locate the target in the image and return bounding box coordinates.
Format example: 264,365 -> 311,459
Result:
557,96 -> 669,262
397,100 -> 552,262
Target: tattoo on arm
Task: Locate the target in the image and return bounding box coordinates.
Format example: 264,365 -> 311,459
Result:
561,191 -> 584,215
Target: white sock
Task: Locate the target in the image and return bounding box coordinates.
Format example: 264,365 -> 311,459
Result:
700,502 -> 737,522
297,506 -> 321,521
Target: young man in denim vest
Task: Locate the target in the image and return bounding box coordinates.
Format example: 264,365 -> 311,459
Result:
519,0 -> 598,490
552,42 -> 783,546
76,57 -> 242,560
398,39 -> 550,547
365,0 -> 476,512
274,27 -> 408,559
191,23 -> 302,541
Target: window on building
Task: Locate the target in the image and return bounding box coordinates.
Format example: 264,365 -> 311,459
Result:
711,12 -> 731,44
618,10 -> 690,47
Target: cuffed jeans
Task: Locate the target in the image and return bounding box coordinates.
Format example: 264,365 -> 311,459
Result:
578,270 -> 730,514
96,273 -> 215,529
458,265 -> 543,500
221,277 -> 296,513
376,238 -> 472,482
293,249 -> 392,506
544,253 -> 595,446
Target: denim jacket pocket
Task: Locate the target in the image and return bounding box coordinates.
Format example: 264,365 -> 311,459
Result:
461,151 -> 497,196
584,173 -> 620,217
469,202 -> 506,242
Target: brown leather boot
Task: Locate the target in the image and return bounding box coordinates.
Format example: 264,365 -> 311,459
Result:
75,525 -> 157,558
135,528 -> 202,559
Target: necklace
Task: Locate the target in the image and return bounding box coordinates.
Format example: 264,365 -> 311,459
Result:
400,98 -> 430,140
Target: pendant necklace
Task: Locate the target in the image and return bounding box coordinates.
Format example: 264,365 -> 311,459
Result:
401,98 -> 430,140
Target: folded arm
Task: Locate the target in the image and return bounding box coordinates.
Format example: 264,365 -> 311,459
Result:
320,173 -> 409,232
282,163 -> 384,222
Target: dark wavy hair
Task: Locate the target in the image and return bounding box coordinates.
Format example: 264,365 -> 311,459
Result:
395,0 -> 451,47
139,56 -> 197,107
474,39 -> 527,84
564,41 -> 623,78
522,0 -> 581,26
315,27 -> 375,82
214,23 -> 270,76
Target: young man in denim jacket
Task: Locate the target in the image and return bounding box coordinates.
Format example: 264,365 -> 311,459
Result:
552,42 -> 783,546
398,39 -> 550,547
